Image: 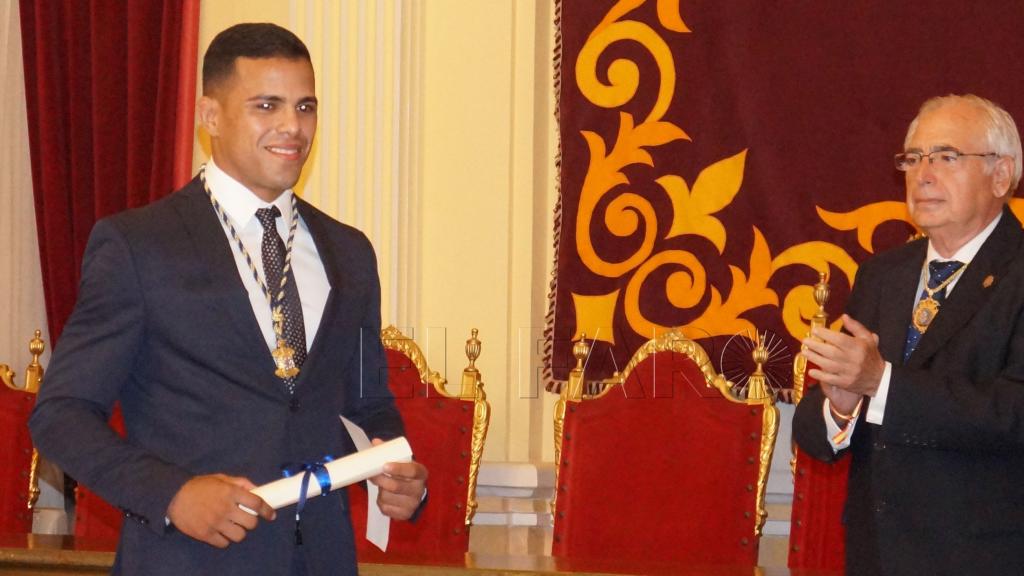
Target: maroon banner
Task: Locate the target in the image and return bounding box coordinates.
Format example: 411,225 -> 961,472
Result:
546,0 -> 1024,391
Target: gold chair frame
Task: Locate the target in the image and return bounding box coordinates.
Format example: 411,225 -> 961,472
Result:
380,325 -> 491,525
1,330 -> 46,512
552,328 -> 779,536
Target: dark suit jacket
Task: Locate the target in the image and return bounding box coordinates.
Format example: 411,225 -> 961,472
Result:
793,207 -> 1024,576
30,177 -> 404,575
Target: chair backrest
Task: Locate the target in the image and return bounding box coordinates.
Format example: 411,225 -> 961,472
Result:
551,329 -> 779,566
74,455 -> 124,543
348,326 -> 490,563
788,274 -> 848,570
1,330 -> 46,534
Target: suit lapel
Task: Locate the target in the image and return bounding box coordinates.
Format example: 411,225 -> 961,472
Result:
907,208 -> 1024,367
294,199 -> 345,385
172,180 -> 279,378
876,242 -> 927,365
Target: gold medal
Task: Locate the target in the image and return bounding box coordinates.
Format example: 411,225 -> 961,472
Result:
911,262 -> 966,335
273,339 -> 300,379
912,296 -> 940,333
271,307 -> 300,380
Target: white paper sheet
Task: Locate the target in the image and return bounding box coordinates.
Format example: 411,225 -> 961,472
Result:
340,416 -> 391,552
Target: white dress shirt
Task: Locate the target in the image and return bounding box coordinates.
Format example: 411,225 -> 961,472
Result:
826,212 -> 1002,450
204,159 -> 331,354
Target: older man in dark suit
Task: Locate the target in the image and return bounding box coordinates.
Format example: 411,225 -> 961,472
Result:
794,94 -> 1024,575
30,23 -> 426,575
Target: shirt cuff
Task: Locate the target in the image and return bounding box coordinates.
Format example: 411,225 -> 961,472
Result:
824,398 -> 855,452
865,361 -> 892,425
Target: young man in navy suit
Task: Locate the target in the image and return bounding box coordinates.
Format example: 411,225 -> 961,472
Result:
30,23 -> 426,575
794,95 -> 1024,575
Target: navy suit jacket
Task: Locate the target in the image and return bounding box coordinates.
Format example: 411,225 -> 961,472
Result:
30,177 -> 404,575
793,207 -> 1024,576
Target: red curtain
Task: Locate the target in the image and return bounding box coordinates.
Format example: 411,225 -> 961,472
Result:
19,0 -> 199,541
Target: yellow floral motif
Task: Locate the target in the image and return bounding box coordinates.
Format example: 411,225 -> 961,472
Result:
656,0 -> 690,32
576,113 -> 688,278
818,198 -> 1024,256
817,202 -> 913,254
572,291 -> 621,345
773,242 -> 858,337
622,249 -> 708,337
580,4 -> 680,124
664,150 -> 748,253
680,227 -> 778,338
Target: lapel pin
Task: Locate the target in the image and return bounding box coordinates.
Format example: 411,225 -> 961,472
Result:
983,275 -> 995,288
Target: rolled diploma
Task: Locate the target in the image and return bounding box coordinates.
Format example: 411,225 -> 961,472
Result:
250,437 -> 412,510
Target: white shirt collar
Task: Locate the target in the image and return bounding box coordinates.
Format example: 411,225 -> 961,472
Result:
925,211 -> 1002,267
205,158 -> 295,229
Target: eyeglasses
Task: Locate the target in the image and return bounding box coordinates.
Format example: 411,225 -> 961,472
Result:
894,147 -> 1000,171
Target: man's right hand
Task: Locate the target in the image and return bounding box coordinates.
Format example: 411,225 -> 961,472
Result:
166,474 -> 275,548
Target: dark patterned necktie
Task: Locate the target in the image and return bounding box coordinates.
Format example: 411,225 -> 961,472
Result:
902,259 -> 964,362
256,206 -> 307,392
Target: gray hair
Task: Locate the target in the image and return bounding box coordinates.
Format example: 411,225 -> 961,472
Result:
904,94 -> 1022,192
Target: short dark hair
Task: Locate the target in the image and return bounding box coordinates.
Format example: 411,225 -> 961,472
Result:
203,23 -> 311,94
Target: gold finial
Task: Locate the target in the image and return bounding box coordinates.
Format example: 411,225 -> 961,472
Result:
3,329 -> 46,394
24,329 -> 45,394
812,271 -> 830,329
566,334 -> 590,402
460,328 -> 482,399
747,332 -> 770,401
465,328 -> 481,369
572,334 -> 589,370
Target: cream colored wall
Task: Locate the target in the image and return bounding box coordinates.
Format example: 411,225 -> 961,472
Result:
418,0 -> 558,463
196,1 -> 558,464
0,0 -> 50,374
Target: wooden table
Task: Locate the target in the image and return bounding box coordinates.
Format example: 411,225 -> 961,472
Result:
0,534 -> 841,575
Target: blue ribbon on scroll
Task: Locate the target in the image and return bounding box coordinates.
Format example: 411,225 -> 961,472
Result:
281,455 -> 335,545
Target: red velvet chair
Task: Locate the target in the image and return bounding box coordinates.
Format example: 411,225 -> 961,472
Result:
73,410 -> 126,544
348,326 -> 490,563
0,331 -> 46,534
788,275 -> 848,571
551,329 -> 779,566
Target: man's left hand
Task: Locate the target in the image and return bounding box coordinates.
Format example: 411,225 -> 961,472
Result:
368,438 -> 428,521
803,314 -> 886,397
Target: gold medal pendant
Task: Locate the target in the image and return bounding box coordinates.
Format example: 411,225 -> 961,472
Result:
273,339 -> 300,379
912,296 -> 940,333
271,307 -> 299,379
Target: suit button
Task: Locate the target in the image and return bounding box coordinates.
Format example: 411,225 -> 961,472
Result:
289,398 -> 301,412
873,441 -> 886,451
